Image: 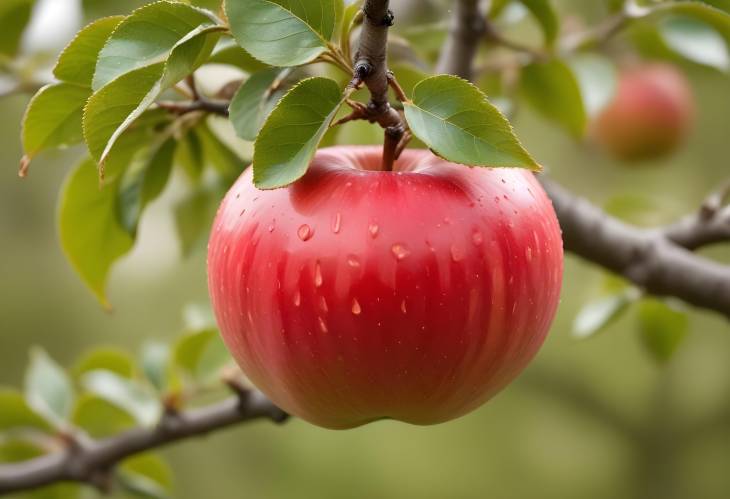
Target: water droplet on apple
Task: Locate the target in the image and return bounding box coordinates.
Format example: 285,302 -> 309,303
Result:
293,291 -> 301,307
526,247 -> 533,261
319,296 -> 328,312
318,317 -> 328,333
401,300 -> 407,314
368,223 -> 379,238
347,255 -> 361,268
239,209 -> 245,217
332,213 -> 342,234
391,244 -> 410,261
472,231 -> 484,246
450,244 -> 465,262
314,262 -> 323,287
351,298 -> 362,315
268,221 -> 275,233
297,224 -> 313,241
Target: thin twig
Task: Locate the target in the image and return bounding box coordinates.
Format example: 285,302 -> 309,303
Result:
157,98 -> 229,117
0,391 -> 286,495
354,0 -> 407,171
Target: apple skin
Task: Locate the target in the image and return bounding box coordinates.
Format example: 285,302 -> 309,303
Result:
592,63 -> 694,162
208,146 -> 563,429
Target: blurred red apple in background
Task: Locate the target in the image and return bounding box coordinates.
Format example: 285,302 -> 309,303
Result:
592,63 -> 695,162
208,146 -> 563,429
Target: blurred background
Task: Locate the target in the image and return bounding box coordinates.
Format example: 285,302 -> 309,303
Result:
1,0 -> 729,498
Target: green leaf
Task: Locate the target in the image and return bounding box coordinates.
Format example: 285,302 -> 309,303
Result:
404,75 -> 540,170
0,0 -> 33,57
173,329 -> 230,383
84,64 -> 165,164
73,347 -> 136,379
140,342 -> 179,393
225,0 -> 338,66
699,0 -> 730,14
82,370 -> 162,426
72,394 -> 136,438
84,21 -> 223,165
253,77 -> 345,188
174,330 -> 217,374
119,453 -> 174,499
102,108 -> 173,182
638,299 -> 689,363
174,186 -> 220,256
92,1 -> 218,90
0,389 -> 52,432
659,17 -> 729,71
568,54 -> 617,117
197,122 -> 246,179
22,483 -> 81,499
573,289 -> 639,339
0,439 -> 44,463
398,22 -> 448,63
208,38 -> 270,72
24,349 -> 75,426
176,128 -> 205,183
21,83 -> 91,165
54,16 -> 125,87
229,68 -> 283,141
519,0 -> 559,46
59,158 -> 135,308
521,58 -> 586,137
339,0 -> 363,58
117,138 -> 177,234
649,1 -> 730,44
195,338 -> 231,384
389,63 -> 429,100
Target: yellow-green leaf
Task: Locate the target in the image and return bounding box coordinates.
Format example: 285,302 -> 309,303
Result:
0,0 -> 33,57
59,158 -> 135,308
24,349 -> 75,426
91,1 -> 218,90
521,58 -> 586,138
21,83 -> 91,164
54,16 -> 125,87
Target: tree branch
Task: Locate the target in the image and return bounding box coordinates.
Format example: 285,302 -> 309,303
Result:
542,179 -> 730,318
663,182 -> 730,250
156,98 -> 229,117
0,391 -> 287,495
435,0 -> 486,79
353,0 -> 407,170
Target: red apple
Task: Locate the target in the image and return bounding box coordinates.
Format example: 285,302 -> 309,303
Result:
208,146 -> 563,429
592,63 -> 695,162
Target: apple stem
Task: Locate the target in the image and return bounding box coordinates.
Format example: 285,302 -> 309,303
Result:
353,0 -> 410,171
